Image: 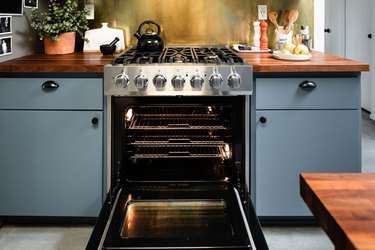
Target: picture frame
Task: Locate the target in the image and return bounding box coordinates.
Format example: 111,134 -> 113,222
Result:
0,0 -> 23,15
24,0 -> 38,8
0,36 -> 12,56
0,16 -> 12,35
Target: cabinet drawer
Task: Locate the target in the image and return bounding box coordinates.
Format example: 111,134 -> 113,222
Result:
0,78 -> 103,110
255,77 -> 360,109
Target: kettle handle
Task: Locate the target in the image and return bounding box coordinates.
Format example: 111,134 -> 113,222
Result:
137,20 -> 161,36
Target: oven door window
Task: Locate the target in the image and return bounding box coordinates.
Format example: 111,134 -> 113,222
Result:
100,182 -> 254,249
121,200 -> 233,239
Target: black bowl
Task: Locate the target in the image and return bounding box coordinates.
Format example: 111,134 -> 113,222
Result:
100,44 -> 116,55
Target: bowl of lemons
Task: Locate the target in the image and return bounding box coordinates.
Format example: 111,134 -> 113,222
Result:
273,43 -> 311,61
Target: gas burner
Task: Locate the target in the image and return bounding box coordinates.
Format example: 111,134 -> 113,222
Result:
135,56 -> 154,64
203,55 -> 221,64
169,54 -> 189,63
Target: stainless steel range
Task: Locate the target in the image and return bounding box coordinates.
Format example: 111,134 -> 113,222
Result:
87,46 -> 268,250
104,46 -> 252,96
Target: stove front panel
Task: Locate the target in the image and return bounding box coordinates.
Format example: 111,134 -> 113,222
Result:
104,63 -> 253,96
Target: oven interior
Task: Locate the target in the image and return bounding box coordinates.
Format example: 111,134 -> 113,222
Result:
121,104 -> 241,183
104,96 -> 253,249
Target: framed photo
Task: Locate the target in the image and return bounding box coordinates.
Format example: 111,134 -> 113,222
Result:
24,0 -> 38,8
0,16 -> 12,34
0,0 -> 23,15
0,36 -> 12,56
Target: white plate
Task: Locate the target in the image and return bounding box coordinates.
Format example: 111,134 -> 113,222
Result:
232,44 -> 271,53
272,50 -> 312,61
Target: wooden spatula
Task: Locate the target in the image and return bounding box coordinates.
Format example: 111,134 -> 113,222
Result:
286,9 -> 299,33
268,12 -> 279,29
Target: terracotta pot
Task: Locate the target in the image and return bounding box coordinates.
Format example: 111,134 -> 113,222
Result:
44,32 -> 76,55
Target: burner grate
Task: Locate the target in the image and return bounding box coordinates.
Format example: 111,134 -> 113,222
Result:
161,47 -> 196,63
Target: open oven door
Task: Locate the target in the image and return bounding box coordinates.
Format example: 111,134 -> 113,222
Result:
86,182 -> 268,250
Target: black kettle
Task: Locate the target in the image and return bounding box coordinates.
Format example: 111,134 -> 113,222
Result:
134,20 -> 164,52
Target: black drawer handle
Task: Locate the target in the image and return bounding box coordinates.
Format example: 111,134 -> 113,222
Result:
368,34 -> 372,39
91,117 -> 99,125
324,28 -> 331,33
42,81 -> 59,90
299,80 -> 317,89
259,116 -> 267,124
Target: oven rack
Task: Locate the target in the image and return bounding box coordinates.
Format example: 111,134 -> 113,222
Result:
129,136 -> 226,146
130,146 -> 226,159
128,117 -> 229,130
126,106 -> 229,115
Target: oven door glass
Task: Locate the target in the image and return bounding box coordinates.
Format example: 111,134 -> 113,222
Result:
97,182 -> 255,249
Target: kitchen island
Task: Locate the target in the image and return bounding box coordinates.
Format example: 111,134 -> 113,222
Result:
0,50 -> 369,220
300,173 -> 375,250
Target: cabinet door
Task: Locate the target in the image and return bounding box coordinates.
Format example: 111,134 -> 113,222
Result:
345,0 -> 372,111
255,110 -> 361,216
0,110 -> 103,217
324,0 -> 346,57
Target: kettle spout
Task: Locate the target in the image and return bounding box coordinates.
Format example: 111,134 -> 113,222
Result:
134,32 -> 141,40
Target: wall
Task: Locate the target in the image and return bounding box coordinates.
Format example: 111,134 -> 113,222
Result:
0,3 -> 46,63
88,0 -> 314,49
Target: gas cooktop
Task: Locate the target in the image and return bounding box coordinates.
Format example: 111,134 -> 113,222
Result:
111,46 -> 245,65
105,46 -> 252,96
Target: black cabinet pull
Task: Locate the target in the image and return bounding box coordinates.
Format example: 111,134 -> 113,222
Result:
42,80 -> 59,90
259,116 -> 267,124
324,28 -> 331,33
299,80 -> 317,89
368,34 -> 372,39
91,117 -> 99,125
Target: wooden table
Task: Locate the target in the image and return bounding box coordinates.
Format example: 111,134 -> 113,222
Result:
300,173 -> 375,250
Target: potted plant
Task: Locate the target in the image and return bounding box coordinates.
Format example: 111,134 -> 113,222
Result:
31,0 -> 89,54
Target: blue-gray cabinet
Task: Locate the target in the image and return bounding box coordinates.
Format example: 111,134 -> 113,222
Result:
252,76 -> 362,217
0,77 -> 103,217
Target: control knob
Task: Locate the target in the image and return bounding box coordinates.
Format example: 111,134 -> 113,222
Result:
172,75 -> 185,89
114,73 -> 129,88
153,74 -> 167,88
209,73 -> 223,89
228,73 -> 241,88
190,75 -> 204,89
134,74 -> 148,89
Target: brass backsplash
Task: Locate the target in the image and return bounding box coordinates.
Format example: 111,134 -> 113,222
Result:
89,0 -> 313,49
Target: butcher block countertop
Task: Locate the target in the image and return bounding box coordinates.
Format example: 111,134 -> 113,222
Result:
0,50 -> 369,73
300,173 -> 375,250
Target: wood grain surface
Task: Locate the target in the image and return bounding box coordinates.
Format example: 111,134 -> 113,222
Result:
0,50 -> 369,73
300,173 -> 375,250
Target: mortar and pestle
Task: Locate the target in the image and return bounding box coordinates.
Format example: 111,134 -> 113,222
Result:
100,37 -> 119,55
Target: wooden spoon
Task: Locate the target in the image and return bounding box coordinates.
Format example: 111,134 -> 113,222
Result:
268,12 -> 279,29
286,9 -> 299,33
283,10 -> 290,29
